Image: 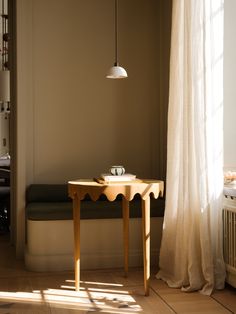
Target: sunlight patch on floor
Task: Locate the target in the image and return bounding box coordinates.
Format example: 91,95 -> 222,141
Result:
0,280 -> 143,313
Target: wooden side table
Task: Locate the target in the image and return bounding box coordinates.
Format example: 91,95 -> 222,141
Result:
68,179 -> 164,296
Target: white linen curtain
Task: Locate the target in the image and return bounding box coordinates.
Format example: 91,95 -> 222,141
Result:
156,0 -> 225,295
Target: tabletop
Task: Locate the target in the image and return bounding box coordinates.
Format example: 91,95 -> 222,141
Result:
68,179 -> 164,201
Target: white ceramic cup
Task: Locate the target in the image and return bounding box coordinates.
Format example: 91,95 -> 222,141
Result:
110,165 -> 125,176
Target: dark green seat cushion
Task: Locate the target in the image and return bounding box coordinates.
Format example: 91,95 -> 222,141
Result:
26,184 -> 165,221
26,184 -> 71,203
26,184 -> 110,202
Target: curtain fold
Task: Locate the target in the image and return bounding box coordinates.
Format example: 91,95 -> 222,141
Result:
156,0 -> 225,295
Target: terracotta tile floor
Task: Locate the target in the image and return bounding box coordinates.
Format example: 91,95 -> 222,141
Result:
0,233 -> 235,314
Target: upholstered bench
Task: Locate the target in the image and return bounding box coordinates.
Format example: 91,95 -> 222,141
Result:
25,184 -> 165,271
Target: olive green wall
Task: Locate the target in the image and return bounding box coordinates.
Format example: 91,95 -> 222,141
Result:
15,0 -> 172,256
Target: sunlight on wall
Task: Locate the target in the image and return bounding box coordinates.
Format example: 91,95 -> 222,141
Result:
224,0 -> 236,169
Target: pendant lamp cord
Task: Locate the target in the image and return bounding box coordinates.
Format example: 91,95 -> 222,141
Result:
114,0 -> 118,66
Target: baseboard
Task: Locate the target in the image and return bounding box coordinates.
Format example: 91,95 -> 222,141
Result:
24,247 -> 160,272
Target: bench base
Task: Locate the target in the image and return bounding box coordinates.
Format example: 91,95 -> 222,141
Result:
25,217 -> 163,272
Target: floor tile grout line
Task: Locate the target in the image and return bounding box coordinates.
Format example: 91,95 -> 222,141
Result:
211,295 -> 235,314
150,286 -> 177,314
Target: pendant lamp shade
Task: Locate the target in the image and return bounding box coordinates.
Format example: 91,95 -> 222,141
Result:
0,70 -> 10,102
106,0 -> 127,79
106,64 -> 127,79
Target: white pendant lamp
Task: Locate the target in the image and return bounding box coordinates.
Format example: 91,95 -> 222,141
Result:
106,0 -> 127,79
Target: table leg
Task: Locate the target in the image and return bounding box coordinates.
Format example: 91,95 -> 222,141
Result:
142,197 -> 150,296
73,195 -> 80,291
122,196 -> 129,277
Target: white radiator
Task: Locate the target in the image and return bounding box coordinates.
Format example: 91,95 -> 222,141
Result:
223,187 -> 236,288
